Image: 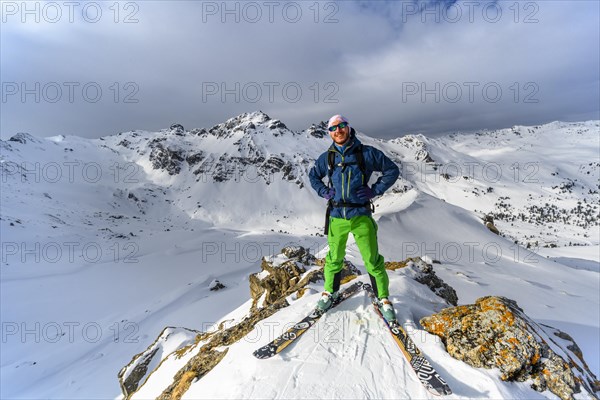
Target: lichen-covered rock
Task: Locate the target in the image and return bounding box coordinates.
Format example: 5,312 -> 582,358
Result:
157,347 -> 228,400
421,296 -> 599,400
249,250 -> 309,308
248,245 -> 359,309
384,260 -> 407,271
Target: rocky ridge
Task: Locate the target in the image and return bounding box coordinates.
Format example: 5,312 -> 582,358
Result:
118,249 -> 462,398
118,249 -> 598,400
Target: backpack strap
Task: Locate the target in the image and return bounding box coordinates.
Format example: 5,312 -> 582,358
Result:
354,144 -> 366,176
327,150 -> 336,187
324,150 -> 336,235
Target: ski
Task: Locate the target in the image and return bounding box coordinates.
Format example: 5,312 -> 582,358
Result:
253,281 -> 364,359
363,284 -> 452,396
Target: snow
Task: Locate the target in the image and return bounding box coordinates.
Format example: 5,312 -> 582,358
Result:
255,292 -> 267,309
255,269 -> 270,280
264,253 -> 289,267
0,118 -> 598,399
45,135 -> 65,143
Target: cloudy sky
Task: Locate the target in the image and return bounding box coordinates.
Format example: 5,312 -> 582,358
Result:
1,0 -> 599,140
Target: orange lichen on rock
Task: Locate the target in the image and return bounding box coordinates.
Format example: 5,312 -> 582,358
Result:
420,296 -> 596,400
384,261 -> 408,270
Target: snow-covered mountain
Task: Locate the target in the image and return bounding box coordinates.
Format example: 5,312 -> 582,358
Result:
2,113 -> 598,242
0,113 -> 598,399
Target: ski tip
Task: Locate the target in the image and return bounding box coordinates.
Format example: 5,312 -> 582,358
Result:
427,386 -> 453,397
252,350 -> 263,359
253,352 -> 271,359
253,344 -> 278,359
425,378 -> 453,396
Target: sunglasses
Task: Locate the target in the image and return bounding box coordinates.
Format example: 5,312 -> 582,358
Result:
328,122 -> 348,132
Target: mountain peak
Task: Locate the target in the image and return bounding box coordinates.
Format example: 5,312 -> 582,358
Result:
207,111 -> 292,139
7,132 -> 42,145
306,121 -> 329,139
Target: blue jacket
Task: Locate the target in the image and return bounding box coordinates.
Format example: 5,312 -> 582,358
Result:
309,128 -> 400,219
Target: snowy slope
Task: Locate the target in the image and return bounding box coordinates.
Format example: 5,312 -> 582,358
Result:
0,115 -> 598,399
182,278 -> 552,400
372,121 -> 600,249
129,190 -> 598,399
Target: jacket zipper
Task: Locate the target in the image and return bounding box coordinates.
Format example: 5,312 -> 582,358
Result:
341,154 -> 346,219
342,146 -> 349,219
332,142 -> 355,220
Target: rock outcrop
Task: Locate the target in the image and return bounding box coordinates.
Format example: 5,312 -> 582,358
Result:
249,245 -> 360,309
208,279 -> 225,291
483,214 -> 500,235
421,296 -> 599,400
148,139 -> 185,175
118,327 -> 201,397
306,122 -> 328,139
385,257 -> 458,306
8,132 -> 42,144
169,124 -> 185,135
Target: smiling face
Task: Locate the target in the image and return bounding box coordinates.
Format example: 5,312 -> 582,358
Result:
328,118 -> 350,145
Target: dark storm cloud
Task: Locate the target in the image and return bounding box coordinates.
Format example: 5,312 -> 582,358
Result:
1,0 -> 598,140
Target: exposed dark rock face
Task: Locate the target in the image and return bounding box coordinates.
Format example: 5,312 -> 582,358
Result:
185,152 -> 205,166
170,124 -> 185,135
148,139 -> 185,175
8,132 -> 43,144
307,122 -> 328,139
209,279 -> 225,291
385,257 -> 458,306
409,258 -> 458,306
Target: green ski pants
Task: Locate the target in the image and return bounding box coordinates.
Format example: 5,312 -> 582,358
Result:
324,215 -> 389,299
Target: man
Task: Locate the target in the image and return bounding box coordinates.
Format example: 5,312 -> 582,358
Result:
309,115 -> 400,322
